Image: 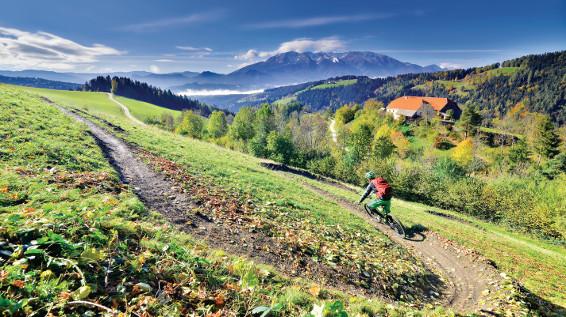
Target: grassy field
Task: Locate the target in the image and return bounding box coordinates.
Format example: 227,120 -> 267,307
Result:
114,96 -> 181,123
0,85 -> 447,316
299,178 -> 566,309
309,79 -> 358,90
412,67 -> 520,96
7,85 -> 182,125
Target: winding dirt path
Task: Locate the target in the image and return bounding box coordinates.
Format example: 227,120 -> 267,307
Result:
50,104 -> 444,304
329,119 -> 338,143
107,93 -> 146,126
51,101 -> 508,314
261,162 -> 507,314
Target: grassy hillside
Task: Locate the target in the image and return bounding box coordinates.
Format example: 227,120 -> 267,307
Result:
1,85 -> 444,316
299,177 -> 566,309
6,84 -> 565,315
114,96 -> 181,123
9,86 -> 182,126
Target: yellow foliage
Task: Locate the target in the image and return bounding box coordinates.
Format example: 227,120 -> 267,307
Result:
452,138 -> 474,165
391,131 -> 410,158
374,124 -> 392,140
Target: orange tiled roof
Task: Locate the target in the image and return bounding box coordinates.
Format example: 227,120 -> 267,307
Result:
387,96 -> 450,111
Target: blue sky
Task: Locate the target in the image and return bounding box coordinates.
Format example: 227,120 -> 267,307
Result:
1,0 -> 564,73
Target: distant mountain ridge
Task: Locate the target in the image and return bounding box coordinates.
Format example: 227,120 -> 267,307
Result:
0,75 -> 81,90
227,51 -> 440,86
0,51 -> 440,92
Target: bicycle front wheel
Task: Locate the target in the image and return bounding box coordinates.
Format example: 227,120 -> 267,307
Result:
364,204 -> 383,223
387,215 -> 406,237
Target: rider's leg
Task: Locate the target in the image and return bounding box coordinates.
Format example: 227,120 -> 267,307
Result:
368,199 -> 392,214
367,199 -> 381,212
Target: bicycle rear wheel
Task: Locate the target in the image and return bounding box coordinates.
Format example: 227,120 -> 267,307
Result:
386,215 -> 406,237
364,204 -> 383,223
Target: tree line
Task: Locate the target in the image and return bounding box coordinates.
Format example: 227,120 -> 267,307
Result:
83,76 -> 228,117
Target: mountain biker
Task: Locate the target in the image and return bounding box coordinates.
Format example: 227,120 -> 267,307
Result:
357,171 -> 393,214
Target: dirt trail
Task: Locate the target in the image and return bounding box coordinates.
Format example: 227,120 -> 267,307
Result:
52,103 -> 506,314
51,105 -> 446,304
329,119 -> 338,143
262,162 -> 507,314
107,93 -> 146,126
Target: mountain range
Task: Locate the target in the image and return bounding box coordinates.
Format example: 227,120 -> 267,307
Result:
0,51 -> 440,93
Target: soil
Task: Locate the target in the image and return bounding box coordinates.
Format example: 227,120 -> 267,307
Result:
262,162 -> 510,314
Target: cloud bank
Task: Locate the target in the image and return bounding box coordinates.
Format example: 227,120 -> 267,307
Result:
179,88 -> 264,96
235,37 -> 345,66
0,26 -> 122,70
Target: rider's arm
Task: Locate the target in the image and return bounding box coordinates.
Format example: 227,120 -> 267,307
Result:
357,183 -> 373,204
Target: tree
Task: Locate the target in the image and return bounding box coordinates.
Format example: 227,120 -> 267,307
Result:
458,104 -> 481,137
206,111 -> 228,138
371,126 -> 395,160
335,104 -> 359,126
266,131 -> 295,164
533,115 -> 560,161
509,140 -> 530,164
452,138 -> 474,166
229,107 -> 256,141
111,78 -> 118,94
160,113 -> 175,130
254,104 -> 275,136
390,130 -> 410,158
175,111 -> 204,138
347,122 -> 373,164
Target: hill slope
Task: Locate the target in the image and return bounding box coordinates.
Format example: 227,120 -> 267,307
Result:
218,51 -> 566,123
11,84 -> 565,315
2,85 -> 446,316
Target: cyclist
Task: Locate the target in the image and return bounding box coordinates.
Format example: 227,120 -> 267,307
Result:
357,171 -> 393,214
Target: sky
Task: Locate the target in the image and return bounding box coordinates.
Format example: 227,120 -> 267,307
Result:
0,0 -> 565,73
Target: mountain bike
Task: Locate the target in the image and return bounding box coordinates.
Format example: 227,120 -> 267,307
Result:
364,204 -> 406,237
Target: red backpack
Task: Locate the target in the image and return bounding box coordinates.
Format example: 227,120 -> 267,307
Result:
371,177 -> 393,200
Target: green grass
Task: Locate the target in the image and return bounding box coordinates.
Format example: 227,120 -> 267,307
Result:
484,67 -> 520,77
10,85 -> 183,125
26,87 -> 125,118
309,79 -> 358,90
300,178 -> 566,309
1,85 -> 440,316
273,95 -> 297,106
114,96 -> 181,123
412,67 -> 520,96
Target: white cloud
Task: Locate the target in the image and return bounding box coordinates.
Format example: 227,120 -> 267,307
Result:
154,59 -> 175,63
247,13 -> 391,29
234,37 -> 345,65
0,26 -> 122,70
179,88 -> 263,96
149,65 -> 160,73
120,11 -> 223,32
439,62 -> 465,70
176,46 -> 213,53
